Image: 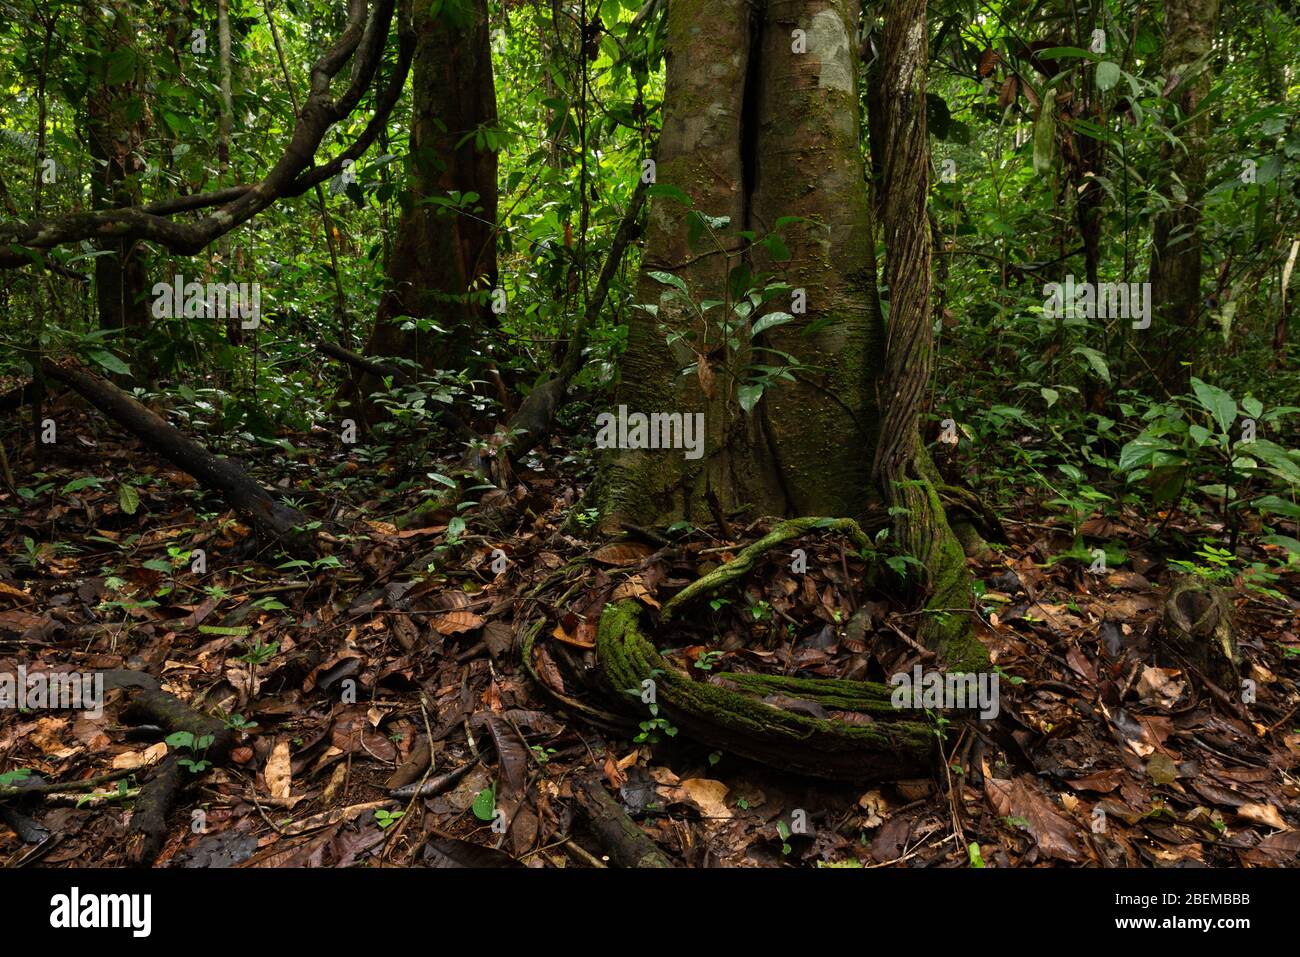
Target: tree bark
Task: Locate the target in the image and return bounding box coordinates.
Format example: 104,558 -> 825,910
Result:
598,0 -> 880,527
85,0 -> 151,344
1141,0 -> 1221,395
357,0 -> 498,389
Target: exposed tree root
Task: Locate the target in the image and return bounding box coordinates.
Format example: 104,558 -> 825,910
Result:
597,600 -> 936,780
101,670 -> 234,865
586,518 -> 968,781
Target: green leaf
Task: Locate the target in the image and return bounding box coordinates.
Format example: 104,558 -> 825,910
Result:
1032,104 -> 1056,176
1072,346 -> 1111,385
750,312 -> 795,337
647,271 -> 689,295
738,382 -> 764,414
645,184 -> 692,207
88,349 -> 131,376
197,625 -> 253,636
62,476 -> 103,494
118,483 -> 140,515
1118,435 -> 1176,474
1190,378 -> 1236,434
1243,440 -> 1300,486
472,785 -> 496,822
106,48 -> 137,85
1095,61 -> 1121,91
1253,495 -> 1300,520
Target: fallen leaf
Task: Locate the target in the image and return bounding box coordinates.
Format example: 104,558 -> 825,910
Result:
985,776 -> 1083,862
266,739 -> 293,800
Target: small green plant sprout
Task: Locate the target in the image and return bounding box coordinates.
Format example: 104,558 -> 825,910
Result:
693,650 -> 725,672
968,842 -> 986,868
236,640 -> 280,666
223,712 -> 259,732
166,731 -> 216,773
530,745 -> 558,764
374,808 -> 404,829
776,819 -> 793,856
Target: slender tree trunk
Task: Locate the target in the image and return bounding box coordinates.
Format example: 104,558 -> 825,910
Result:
1141,0 -> 1221,395
86,0 -> 151,348
357,0 -> 498,391
870,0 -> 984,669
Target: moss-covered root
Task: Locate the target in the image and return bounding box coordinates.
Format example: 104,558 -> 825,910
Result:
660,517 -> 874,622
597,601 -> 937,781
887,449 -> 989,673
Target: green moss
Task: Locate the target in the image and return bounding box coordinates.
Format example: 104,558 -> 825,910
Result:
598,600 -> 936,779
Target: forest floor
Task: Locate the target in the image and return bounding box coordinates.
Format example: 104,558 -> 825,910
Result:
1,399 -> 1298,869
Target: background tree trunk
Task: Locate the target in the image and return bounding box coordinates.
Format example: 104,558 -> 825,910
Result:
1141,0 -> 1221,395
870,0 -> 985,670
85,0 -> 150,348
358,0 -> 498,392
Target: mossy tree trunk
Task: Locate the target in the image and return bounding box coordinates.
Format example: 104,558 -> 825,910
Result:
596,0 -> 985,669
1140,0 -> 1221,396
598,0 -> 881,526
358,0 -> 498,389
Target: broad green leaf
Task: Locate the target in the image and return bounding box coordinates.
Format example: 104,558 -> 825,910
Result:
1032,104 -> 1056,176
1252,495 -> 1300,520
62,476 -> 103,494
750,312 -> 795,337
1190,377 -> 1236,434
1095,61 -> 1121,91
118,483 -> 140,515
645,184 -> 692,207
88,350 -> 131,376
1072,346 -> 1111,384
647,271 -> 689,295
738,382 -> 764,413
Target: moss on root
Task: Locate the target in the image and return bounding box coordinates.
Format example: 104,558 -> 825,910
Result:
597,599 -> 937,781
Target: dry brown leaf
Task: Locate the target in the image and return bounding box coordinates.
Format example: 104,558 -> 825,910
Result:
985,775 -> 1083,862
1237,803 -> 1288,830
591,542 -> 655,566
266,739 -> 293,800
550,622 -> 595,649
431,610 -> 484,636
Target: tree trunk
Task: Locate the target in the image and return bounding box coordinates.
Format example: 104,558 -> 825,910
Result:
1141,0 -> 1221,395
594,0 -> 984,670
85,0 -> 151,348
870,0 -> 985,670
357,0 -> 498,391
597,0 -> 881,526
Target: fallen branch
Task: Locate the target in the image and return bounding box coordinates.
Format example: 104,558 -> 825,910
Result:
571,772 -> 675,868
41,359 -> 315,555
